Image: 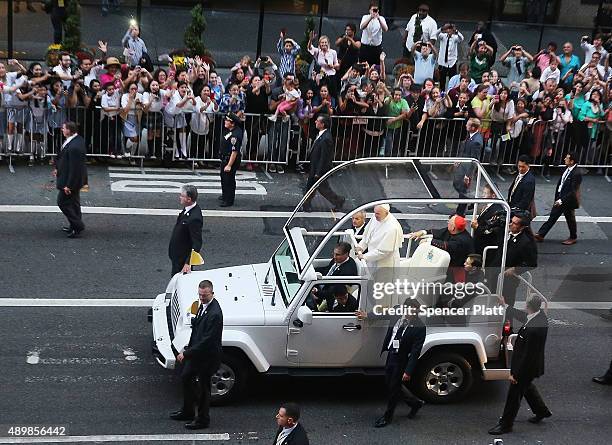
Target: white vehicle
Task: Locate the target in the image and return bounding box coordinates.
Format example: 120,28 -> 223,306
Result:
150,158 -> 542,405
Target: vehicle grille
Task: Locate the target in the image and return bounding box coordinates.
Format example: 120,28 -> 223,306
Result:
171,291 -> 180,334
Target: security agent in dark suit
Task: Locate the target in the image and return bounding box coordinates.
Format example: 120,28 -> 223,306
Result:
371,298 -> 426,428
489,294 -> 551,435
453,118 -> 483,216
507,155 -> 536,213
470,184 -> 505,258
168,185 -> 203,276
490,213 -> 537,309
55,121 -> 88,238
170,280 -> 223,430
273,403 -> 310,445
308,242 -> 358,310
301,115 -> 345,212
535,152 -> 582,245
319,284 -> 359,313
218,112 -> 242,207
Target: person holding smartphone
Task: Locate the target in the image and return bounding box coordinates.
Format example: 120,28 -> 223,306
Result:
359,3 -> 388,66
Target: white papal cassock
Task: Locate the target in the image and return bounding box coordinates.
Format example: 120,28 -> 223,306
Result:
358,211 -> 404,270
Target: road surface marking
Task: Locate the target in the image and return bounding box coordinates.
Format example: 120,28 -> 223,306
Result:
0,433 -> 230,443
2,205 -> 612,223
0,298 -> 609,310
108,167 -> 266,195
26,350 -> 40,365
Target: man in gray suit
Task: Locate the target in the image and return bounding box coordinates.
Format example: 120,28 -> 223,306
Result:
454,118 -> 483,216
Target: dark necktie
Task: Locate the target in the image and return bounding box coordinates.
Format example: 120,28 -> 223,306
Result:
196,304 -> 204,318
516,59 -> 523,76
445,36 -> 450,64
395,319 -> 408,340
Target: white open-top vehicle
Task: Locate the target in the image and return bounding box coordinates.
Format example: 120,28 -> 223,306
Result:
150,158 -> 544,405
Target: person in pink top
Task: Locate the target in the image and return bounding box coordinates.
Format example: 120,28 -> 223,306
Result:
533,42 -> 559,72
99,57 -> 124,91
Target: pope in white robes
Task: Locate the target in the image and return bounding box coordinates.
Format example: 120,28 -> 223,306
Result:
355,204 -> 404,270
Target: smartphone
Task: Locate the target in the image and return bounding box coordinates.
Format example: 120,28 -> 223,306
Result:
372,7 -> 378,13
209,92 -> 216,100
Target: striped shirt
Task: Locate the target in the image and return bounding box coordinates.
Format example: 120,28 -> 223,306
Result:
277,38 -> 301,77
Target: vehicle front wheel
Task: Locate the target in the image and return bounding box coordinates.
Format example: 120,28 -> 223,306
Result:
210,352 -> 249,406
413,351 -> 474,404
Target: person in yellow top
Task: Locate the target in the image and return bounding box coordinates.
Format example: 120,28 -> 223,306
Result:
470,84 -> 492,139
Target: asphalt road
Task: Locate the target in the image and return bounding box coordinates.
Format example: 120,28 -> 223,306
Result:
0,163 -> 611,444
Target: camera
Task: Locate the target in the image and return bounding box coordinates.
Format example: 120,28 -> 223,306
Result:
372,7 -> 378,13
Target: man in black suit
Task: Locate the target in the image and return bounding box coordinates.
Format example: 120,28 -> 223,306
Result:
308,242 -> 358,310
471,184 -> 505,259
454,117 -> 484,216
273,403 -> 310,445
170,280 -> 223,430
301,115 -> 345,212
490,213 -> 538,309
535,152 -> 582,245
55,121 -> 87,239
374,298 -> 426,428
322,284 -> 359,313
489,294 -> 551,435
508,155 -> 536,214
168,185 -> 203,276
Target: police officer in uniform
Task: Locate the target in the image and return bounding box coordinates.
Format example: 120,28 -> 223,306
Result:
218,112 -> 243,207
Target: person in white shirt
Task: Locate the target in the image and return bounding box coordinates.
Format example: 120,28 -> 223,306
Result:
166,81 -> 196,159
539,58 -> 560,84
307,33 -> 340,97
1,60 -> 28,153
433,23 -> 464,90
100,82 -> 123,158
355,204 -> 404,271
120,83 -> 143,157
580,34 -> 608,65
190,85 -> 218,160
403,4 -> 437,58
53,53 -> 81,90
359,3 -> 388,66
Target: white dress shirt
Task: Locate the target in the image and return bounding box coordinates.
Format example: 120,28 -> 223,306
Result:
433,29 -> 464,68
360,14 -> 388,46
183,202 -> 197,215
405,14 -> 438,50
62,134 -> 77,150
275,424 -> 298,445
558,164 -> 576,193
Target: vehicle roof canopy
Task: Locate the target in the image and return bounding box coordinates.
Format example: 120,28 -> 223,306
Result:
284,158 -> 510,275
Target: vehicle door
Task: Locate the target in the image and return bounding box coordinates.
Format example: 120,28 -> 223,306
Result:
286,280 -> 367,366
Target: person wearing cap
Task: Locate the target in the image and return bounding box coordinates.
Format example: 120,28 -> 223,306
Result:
100,57 -> 123,91
277,31 -> 301,78
355,204 -> 404,271
408,214 -> 475,282
218,113 -> 242,207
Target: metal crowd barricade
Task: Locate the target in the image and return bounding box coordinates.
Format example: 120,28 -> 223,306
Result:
297,115 -> 413,164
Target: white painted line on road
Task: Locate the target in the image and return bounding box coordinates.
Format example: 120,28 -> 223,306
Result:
0,298 -> 154,307
3,205 -> 612,223
0,433 -> 230,443
110,180 -> 268,195
0,298 -> 608,310
109,172 -> 258,180
26,350 -> 40,365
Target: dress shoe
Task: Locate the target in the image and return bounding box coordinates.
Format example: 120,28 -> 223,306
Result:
488,422 -> 512,435
67,230 -> 82,239
184,420 -> 209,430
561,238 -> 577,245
219,201 -> 233,207
407,400 -> 425,419
169,410 -> 194,421
534,233 -> 544,242
374,415 -> 391,428
528,411 -> 552,423
61,226 -> 72,233
217,196 -> 225,202
592,376 -> 612,385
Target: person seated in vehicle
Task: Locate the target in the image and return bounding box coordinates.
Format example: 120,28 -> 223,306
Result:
317,284 -> 359,313
471,184 -> 505,261
408,214 -> 475,283
447,254 -> 485,309
306,242 -> 358,310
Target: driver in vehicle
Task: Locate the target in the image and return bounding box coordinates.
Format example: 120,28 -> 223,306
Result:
317,284 -> 359,313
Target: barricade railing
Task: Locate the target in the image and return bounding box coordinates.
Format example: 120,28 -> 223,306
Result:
2,106 -> 611,169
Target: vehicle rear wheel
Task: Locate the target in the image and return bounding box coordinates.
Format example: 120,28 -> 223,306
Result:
413,351 -> 473,404
210,352 -> 249,406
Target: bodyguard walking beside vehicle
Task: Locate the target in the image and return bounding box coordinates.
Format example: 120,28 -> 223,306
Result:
272,403 -> 310,445
55,121 -> 87,239
168,185 -> 203,276
535,152 -> 582,245
170,280 -> 223,430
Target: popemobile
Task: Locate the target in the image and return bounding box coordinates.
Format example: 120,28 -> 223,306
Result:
149,157 -> 547,405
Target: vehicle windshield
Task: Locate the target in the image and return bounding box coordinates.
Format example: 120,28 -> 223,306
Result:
272,238 -> 303,306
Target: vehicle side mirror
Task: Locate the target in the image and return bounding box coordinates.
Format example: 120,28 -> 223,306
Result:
295,305 -> 313,326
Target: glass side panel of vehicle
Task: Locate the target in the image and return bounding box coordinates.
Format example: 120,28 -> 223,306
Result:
272,239 -> 303,306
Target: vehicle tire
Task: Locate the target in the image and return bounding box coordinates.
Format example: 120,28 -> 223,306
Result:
413,351 -> 474,404
210,352 -> 249,406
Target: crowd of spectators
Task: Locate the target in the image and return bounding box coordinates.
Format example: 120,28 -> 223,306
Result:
1,1 -> 611,172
